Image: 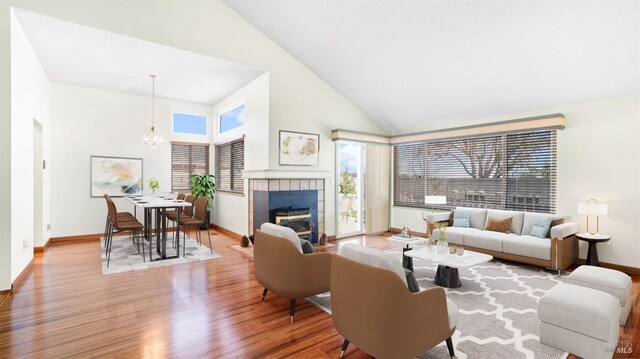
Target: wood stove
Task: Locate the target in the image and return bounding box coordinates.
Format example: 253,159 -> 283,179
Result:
274,207 -> 312,240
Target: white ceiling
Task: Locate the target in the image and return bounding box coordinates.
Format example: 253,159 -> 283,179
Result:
225,0 -> 640,132
13,8 -> 265,106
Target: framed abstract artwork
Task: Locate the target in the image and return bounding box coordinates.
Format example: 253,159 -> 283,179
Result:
90,155 -> 143,197
279,130 -> 320,166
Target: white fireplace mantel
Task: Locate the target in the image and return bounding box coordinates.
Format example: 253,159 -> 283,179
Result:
242,169 -> 332,180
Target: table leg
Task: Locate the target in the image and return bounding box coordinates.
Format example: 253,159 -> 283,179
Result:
434,265 -> 461,288
146,208 -> 153,262
155,208 -> 161,256
161,208 -> 167,259
176,207 -> 181,257
586,242 -> 599,266
402,246 -> 413,272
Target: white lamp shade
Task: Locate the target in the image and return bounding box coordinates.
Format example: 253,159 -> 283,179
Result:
577,202 -> 608,216
425,195 -> 447,205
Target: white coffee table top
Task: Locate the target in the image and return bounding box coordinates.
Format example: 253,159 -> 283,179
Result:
404,247 -> 493,268
388,235 -> 427,246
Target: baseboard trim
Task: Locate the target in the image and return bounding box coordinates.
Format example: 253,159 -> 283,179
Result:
34,238 -> 51,253
327,235 -> 336,242
389,227 -> 428,238
210,224 -> 242,241
50,233 -> 101,245
575,259 -> 640,275
11,258 -> 34,295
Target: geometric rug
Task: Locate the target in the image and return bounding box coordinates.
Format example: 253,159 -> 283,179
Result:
100,233 -> 222,275
306,249 -> 569,359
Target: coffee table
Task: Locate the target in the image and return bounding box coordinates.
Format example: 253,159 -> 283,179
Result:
404,247 -> 493,288
388,235 -> 427,272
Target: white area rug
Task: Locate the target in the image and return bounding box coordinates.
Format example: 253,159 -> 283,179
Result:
100,233 -> 221,275
306,249 -> 569,359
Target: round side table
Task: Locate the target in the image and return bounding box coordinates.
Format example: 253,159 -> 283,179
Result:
576,232 -> 610,266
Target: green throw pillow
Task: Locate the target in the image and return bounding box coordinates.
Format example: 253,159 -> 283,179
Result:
530,216 -> 553,238
453,209 -> 471,228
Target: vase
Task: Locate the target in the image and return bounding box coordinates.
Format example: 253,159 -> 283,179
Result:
436,238 -> 449,254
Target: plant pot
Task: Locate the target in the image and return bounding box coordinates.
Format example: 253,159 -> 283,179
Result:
319,233 -> 327,246
241,235 -> 249,247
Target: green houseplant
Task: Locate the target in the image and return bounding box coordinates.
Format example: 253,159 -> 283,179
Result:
190,174 -> 216,229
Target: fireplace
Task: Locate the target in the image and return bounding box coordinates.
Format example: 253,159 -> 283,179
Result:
274,207 -> 313,239
249,179 -> 325,244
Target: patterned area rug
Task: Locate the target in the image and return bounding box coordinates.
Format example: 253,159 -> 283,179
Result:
100,233 -> 222,275
306,250 -> 568,359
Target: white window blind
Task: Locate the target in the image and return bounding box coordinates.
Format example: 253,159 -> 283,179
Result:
171,142 -> 210,191
394,130 -> 557,213
215,139 -> 244,193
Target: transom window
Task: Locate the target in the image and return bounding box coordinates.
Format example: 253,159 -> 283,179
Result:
171,142 -> 210,191
173,113 -> 207,135
393,130 -> 557,213
218,104 -> 245,134
215,139 -> 244,193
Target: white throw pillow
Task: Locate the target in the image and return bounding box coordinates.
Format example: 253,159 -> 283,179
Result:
260,222 -> 303,253
338,243 -> 407,287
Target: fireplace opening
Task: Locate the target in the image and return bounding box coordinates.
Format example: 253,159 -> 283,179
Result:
273,207 -> 312,240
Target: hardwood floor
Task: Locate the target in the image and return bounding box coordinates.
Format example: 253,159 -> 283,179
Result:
0,231 -> 637,358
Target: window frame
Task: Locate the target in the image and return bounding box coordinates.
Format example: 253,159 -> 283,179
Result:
215,138 -> 245,195
217,102 -> 246,135
172,112 -> 209,137
170,141 -> 210,192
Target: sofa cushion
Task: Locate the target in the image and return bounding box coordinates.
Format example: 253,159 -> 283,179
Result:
260,222 -> 303,253
446,298 -> 459,330
502,235 -> 551,260
455,207 -> 487,230
530,216 -> 553,238
538,283 -> 620,342
452,208 -> 471,228
464,230 -> 508,252
486,209 -> 525,235
484,216 -> 513,234
522,212 -> 565,238
338,243 -> 407,287
438,227 -> 481,245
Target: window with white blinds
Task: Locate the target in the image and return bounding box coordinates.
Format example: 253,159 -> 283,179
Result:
393,130 -> 557,213
215,139 -> 244,193
171,142 -> 210,191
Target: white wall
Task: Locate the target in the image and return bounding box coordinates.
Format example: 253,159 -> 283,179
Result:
50,83 -> 212,237
211,73 -> 269,235
390,95 -> 640,268
9,10 -> 50,282
1,7 -> 14,290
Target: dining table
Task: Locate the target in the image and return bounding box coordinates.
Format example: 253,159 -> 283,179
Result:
125,195 -> 192,261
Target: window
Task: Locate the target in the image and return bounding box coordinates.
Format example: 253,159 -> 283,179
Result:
393,130 -> 557,213
215,139 -> 244,193
218,104 -> 245,133
173,113 -> 207,135
171,142 -> 210,191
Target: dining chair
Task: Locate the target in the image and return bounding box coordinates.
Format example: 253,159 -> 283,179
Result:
178,196 -> 212,254
103,194 -> 136,245
104,196 -> 146,267
166,194 -> 195,246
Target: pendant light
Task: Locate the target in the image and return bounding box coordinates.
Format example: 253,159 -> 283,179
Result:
141,74 -> 167,148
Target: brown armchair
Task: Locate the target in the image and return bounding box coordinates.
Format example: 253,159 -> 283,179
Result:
254,229 -> 333,323
331,253 -> 457,359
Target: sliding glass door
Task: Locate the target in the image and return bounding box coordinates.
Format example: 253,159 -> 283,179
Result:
336,141 -> 365,236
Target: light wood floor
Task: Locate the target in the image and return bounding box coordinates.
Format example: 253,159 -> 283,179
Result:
0,230 -> 637,358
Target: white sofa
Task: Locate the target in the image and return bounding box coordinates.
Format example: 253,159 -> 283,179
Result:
433,207 -> 579,270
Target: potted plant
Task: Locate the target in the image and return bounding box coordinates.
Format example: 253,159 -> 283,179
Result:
190,174 -> 216,229
148,178 -> 160,196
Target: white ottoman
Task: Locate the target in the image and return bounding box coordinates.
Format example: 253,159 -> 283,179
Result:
538,283 -> 620,359
567,265 -> 632,325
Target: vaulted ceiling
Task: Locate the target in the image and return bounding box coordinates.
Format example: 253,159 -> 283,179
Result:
225,0 -> 640,132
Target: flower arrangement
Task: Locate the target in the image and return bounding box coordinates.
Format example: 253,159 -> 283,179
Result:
148,178 -> 160,194
434,222 -> 447,239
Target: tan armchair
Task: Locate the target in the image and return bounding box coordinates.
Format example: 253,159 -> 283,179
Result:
254,229 -> 333,323
331,253 -> 457,359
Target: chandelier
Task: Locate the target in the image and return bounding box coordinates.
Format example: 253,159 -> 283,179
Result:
141,74 -> 167,148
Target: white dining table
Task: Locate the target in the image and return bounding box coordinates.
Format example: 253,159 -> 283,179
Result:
125,195 -> 192,261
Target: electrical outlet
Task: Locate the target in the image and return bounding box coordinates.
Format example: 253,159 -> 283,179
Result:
47,223 -> 51,230
23,241 -> 30,250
